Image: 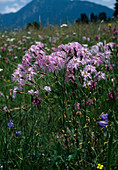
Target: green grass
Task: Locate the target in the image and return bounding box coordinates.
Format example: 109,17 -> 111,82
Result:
0,22 -> 118,169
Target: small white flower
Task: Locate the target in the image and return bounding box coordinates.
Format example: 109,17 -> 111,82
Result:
44,86 -> 51,92
26,37 -> 31,39
73,32 -> 76,35
0,68 -> 3,72
28,89 -> 34,95
82,44 -> 88,48
10,38 -> 15,42
60,24 -> 68,28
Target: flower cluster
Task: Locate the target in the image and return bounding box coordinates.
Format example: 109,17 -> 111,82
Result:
97,163 -> 104,169
99,113 -> 108,129
11,41 -> 114,99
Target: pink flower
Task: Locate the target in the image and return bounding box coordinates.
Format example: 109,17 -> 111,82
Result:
34,90 -> 39,95
28,89 -> 34,95
3,106 -> 8,112
77,103 -> 80,110
94,35 -> 100,41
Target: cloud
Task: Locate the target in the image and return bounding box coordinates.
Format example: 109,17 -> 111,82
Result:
0,0 -> 31,3
20,0 -> 31,2
0,0 -> 16,3
3,4 -> 24,13
102,0 -> 112,2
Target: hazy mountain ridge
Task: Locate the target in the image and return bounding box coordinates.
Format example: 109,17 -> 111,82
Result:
0,0 -> 114,29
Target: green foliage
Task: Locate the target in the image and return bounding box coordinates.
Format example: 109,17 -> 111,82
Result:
0,22 -> 118,169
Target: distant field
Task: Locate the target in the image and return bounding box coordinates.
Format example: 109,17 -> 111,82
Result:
0,22 -> 118,169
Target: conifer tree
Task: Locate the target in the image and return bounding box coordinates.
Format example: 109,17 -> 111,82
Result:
114,0 -> 118,17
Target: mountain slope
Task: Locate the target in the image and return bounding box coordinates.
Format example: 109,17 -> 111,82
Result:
0,0 -> 114,29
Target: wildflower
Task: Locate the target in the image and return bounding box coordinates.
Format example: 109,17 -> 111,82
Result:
28,89 -> 34,95
0,91 -> 4,96
77,103 -> 80,110
60,24 -> 68,28
91,45 -> 99,55
0,164 -> 3,169
87,37 -> 90,41
34,90 -> 39,96
16,131 -> 21,135
73,32 -> 76,36
100,113 -> 108,121
56,135 -> 59,139
0,68 -> 3,72
1,47 -> 6,52
82,44 -> 88,48
82,36 -> 86,40
44,86 -> 51,92
3,106 -> 8,112
13,86 -> 18,99
32,97 -> 42,107
94,35 -> 100,41
7,120 -> 14,127
99,121 -> 108,129
97,163 -> 104,169
86,99 -> 93,106
108,90 -> 116,100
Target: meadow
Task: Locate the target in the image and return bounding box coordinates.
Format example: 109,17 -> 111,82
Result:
0,22 -> 118,169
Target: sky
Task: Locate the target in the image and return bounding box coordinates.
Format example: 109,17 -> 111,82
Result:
0,0 -> 115,14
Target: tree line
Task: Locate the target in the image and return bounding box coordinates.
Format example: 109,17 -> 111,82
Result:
76,0 -> 118,24
75,12 -> 110,24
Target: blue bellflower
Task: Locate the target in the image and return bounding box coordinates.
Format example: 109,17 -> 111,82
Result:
99,121 -> 108,129
16,131 -> 22,135
7,120 -> 14,127
100,113 -> 108,121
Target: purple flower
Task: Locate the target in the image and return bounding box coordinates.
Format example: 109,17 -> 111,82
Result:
3,106 -> 8,112
108,90 -> 116,100
94,35 -> 100,41
87,37 -> 90,42
34,90 -> 39,95
28,89 -> 34,95
99,121 -> 108,129
32,97 -> 42,106
13,86 -> 18,98
7,120 -> 14,127
86,99 -> 93,106
100,113 -> 108,121
82,36 -> 86,40
16,131 -> 21,135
